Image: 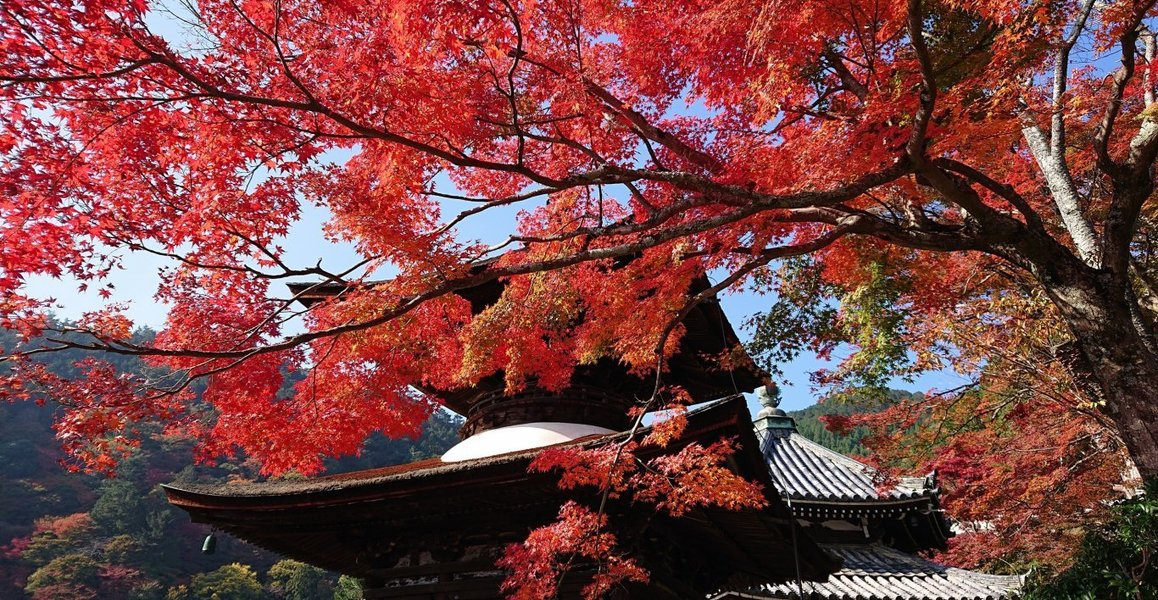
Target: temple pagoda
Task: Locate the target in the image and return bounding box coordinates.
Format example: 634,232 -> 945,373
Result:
164,270 -> 1023,599
163,273 -> 839,598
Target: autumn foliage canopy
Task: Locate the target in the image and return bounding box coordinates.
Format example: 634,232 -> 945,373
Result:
1,1 -> 1157,582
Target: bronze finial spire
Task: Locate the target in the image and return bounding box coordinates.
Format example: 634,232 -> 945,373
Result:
753,384 -> 795,434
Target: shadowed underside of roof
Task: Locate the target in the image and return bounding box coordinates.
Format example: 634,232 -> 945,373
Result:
712,544 -> 1023,600
163,397 -> 840,594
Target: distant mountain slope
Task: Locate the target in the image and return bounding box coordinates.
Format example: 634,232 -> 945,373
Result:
0,325 -> 461,599
787,389 -> 922,456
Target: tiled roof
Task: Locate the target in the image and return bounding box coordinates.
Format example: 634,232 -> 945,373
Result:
759,426 -> 933,503
713,544 -> 1023,600
164,397 -> 842,591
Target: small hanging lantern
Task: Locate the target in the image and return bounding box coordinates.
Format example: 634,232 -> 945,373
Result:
202,533 -> 217,555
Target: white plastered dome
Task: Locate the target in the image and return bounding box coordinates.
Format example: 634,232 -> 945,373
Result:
440,422 -> 615,463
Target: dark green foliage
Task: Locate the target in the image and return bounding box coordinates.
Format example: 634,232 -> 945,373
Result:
19,514 -> 99,565
0,324 -> 462,599
0,438 -> 39,479
268,560 -> 333,600
1022,480 -> 1158,600
787,389 -> 920,455
746,258 -> 841,381
325,409 -> 462,473
333,575 -> 363,600
24,553 -> 102,596
90,479 -> 149,535
747,258 -> 914,392
790,404 -> 870,456
168,563 -> 264,600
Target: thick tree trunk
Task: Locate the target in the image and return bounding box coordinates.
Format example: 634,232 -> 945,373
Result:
1037,258 -> 1158,481
1068,329 -> 1158,482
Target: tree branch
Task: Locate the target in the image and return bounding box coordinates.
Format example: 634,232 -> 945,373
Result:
1015,0 -> 1106,267
905,0 -> 936,159
784,206 -> 984,253
1052,0 -> 1098,156
1021,118 -> 1102,266
822,48 -> 868,101
580,78 -> 723,174
935,158 -> 1045,230
1093,1 -> 1156,173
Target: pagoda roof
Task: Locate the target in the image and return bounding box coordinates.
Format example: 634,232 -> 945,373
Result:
758,415 -> 935,506
753,409 -> 952,553
164,397 -> 839,593
712,544 -> 1022,600
285,260 -> 768,415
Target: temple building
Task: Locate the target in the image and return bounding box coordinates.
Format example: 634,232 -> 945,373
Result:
163,273 -> 1022,599
710,392 -> 1023,600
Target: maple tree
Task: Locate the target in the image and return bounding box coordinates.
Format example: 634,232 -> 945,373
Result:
1,0 -> 1157,526
779,257 -> 1136,570
831,380 -> 1132,571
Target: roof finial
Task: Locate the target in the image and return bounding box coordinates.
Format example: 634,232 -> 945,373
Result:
754,384 -> 795,434
756,384 -> 781,411
755,384 -> 785,418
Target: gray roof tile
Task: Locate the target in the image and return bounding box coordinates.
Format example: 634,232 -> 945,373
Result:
713,544 -> 1022,600
759,428 -> 933,503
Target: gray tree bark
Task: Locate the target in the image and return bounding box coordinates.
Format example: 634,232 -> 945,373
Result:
1025,239 -> 1158,481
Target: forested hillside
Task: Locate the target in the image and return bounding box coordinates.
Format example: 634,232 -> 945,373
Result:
786,389 -> 922,455
0,327 -> 461,599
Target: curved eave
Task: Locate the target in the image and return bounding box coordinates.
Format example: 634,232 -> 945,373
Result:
163,396 -> 841,587
783,489 -> 938,503
762,430 -> 937,504
162,396 -> 795,519
785,495 -> 939,514
164,397 -> 756,510
162,451 -> 548,512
